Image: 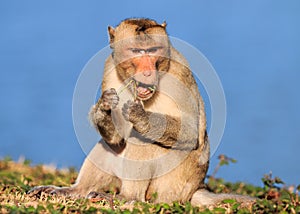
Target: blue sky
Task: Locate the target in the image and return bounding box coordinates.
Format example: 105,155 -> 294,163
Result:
0,0 -> 299,186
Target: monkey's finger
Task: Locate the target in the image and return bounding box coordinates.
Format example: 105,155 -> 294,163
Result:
102,88 -> 118,98
126,100 -> 134,106
134,99 -> 144,108
103,94 -> 119,103
100,101 -> 111,111
127,100 -> 140,110
122,112 -> 129,121
122,104 -> 130,120
107,88 -> 117,94
123,102 -> 129,109
111,94 -> 120,102
111,99 -> 119,109
27,185 -> 56,197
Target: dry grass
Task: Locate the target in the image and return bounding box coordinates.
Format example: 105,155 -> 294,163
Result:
0,157 -> 299,213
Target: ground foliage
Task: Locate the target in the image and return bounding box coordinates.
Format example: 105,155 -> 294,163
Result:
0,155 -> 299,213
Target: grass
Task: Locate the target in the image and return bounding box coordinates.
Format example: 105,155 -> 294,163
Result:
0,155 -> 299,213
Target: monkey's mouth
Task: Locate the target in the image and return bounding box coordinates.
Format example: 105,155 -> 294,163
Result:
134,80 -> 157,101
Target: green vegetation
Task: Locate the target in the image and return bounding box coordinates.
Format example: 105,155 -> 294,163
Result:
0,155 -> 299,213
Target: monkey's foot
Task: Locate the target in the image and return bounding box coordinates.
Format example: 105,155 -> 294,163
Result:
87,192 -> 124,202
27,185 -> 57,198
87,191 -> 119,209
27,186 -> 74,198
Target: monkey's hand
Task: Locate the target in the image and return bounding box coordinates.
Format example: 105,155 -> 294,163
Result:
122,100 -> 177,146
122,100 -> 150,134
89,88 -> 123,145
122,100 -> 198,150
90,88 -> 119,127
98,88 -> 119,111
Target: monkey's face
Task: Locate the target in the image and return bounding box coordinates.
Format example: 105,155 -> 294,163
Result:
108,20 -> 170,101
115,40 -> 170,101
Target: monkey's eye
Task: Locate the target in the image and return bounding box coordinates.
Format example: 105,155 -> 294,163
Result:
146,47 -> 162,54
130,48 -> 144,54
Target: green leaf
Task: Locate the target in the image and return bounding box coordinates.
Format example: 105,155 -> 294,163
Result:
151,192 -> 158,200
237,208 -> 251,214
220,160 -> 229,166
184,202 -> 193,212
279,211 -> 289,214
154,204 -> 161,212
162,203 -> 170,209
230,158 -> 237,163
122,210 -> 132,214
274,177 -> 284,184
222,198 -> 236,204
26,206 -> 36,212
36,205 -> 46,212
280,190 -> 291,201
213,207 -> 226,213
232,202 -> 241,210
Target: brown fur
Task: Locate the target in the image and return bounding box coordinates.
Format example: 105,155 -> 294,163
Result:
28,18 -> 255,207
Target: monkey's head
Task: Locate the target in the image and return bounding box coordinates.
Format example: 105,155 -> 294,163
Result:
108,18 -> 170,101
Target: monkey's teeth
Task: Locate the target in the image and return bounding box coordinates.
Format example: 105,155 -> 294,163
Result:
137,87 -> 153,98
137,87 -> 148,94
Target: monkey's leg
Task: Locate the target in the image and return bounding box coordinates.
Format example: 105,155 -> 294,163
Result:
68,141 -> 121,197
146,169 -> 198,203
144,150 -> 207,203
28,141 -> 121,198
118,180 -> 150,202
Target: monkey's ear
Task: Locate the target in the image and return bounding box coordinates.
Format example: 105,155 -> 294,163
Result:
161,21 -> 167,28
108,26 -> 115,44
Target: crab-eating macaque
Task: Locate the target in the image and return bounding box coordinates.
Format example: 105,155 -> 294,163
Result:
28,18 -> 255,207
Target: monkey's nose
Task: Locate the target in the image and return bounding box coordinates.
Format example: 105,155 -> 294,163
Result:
143,70 -> 152,77
134,56 -> 156,74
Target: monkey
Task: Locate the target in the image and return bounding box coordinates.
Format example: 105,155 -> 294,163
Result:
28,18 -> 255,207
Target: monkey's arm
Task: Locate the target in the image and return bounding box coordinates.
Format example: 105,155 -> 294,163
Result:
89,88 -> 123,145
122,101 -> 198,150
